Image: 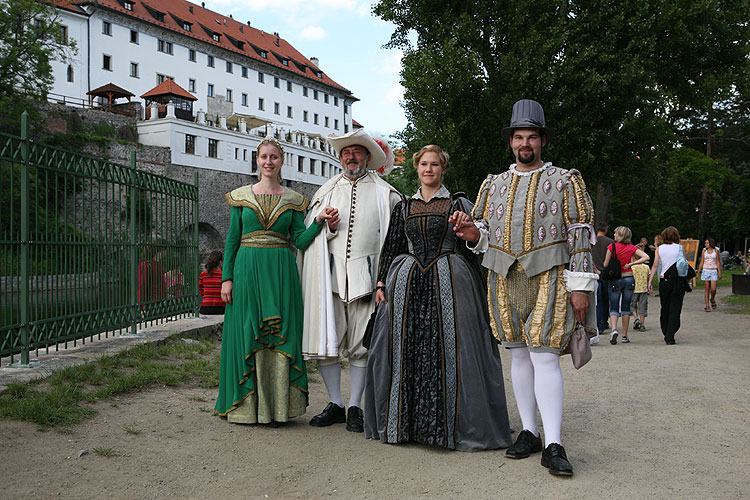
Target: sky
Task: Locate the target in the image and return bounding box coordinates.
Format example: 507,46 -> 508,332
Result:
204,0 -> 409,140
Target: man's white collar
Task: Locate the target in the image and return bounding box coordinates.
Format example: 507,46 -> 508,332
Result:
509,162 -> 553,176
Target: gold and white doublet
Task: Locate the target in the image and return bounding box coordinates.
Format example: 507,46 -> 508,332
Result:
471,163 -> 597,352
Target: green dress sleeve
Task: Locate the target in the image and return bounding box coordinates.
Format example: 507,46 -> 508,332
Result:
222,206 -> 242,281
289,209 -> 324,250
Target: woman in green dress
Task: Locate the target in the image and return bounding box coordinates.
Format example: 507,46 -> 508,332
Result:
214,137 -> 339,425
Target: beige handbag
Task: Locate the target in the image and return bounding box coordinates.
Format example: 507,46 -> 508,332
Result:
563,323 -> 594,369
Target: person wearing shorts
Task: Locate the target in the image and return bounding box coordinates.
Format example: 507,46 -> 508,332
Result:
630,262 -> 650,332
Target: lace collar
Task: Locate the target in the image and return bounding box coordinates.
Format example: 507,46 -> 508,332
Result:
508,162 -> 553,177
413,184 -> 450,201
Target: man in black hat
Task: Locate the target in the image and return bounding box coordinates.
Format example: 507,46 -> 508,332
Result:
451,99 -> 597,476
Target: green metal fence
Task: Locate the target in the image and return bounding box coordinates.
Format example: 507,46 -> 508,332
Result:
0,112 -> 200,365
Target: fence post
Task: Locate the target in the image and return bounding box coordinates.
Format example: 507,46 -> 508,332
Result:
129,150 -> 138,336
193,171 -> 199,317
19,111 -> 30,365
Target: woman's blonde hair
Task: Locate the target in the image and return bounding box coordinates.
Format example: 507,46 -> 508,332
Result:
613,226 -> 632,244
412,144 -> 450,170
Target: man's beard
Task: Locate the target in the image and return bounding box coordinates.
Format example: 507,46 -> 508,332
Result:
344,159 -> 368,178
518,149 -> 535,164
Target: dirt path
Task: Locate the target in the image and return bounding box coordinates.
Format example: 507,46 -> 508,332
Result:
2,288 -> 748,499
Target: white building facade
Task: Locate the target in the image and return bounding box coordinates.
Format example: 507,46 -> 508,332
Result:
47,0 -> 357,184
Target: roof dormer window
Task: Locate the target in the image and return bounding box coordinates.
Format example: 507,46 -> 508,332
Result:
123,1 -> 134,11
316,71 -> 322,78
282,59 -> 289,66
183,22 -> 191,31
213,33 -> 221,42
260,51 -> 267,58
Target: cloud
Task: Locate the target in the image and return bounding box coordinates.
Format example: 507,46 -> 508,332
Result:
385,83 -> 404,105
300,26 -> 327,40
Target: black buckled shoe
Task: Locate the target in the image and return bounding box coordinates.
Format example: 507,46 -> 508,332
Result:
541,443 -> 574,476
505,429 -> 543,459
345,406 -> 364,433
309,402 -> 346,427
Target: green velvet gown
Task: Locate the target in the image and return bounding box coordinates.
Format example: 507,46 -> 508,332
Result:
214,186 -> 323,424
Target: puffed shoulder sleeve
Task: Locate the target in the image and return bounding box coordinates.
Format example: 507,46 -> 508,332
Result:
563,169 -> 598,292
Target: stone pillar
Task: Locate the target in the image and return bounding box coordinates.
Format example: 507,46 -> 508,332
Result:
239,119 -> 247,133
149,103 -> 158,120
220,116 -> 227,129
197,109 -> 206,125
166,101 -> 176,118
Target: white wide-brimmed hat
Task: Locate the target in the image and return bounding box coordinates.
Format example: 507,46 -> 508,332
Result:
327,129 -> 388,172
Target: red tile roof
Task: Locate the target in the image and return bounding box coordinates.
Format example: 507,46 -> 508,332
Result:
82,0 -> 353,96
141,78 -> 197,100
49,0 -> 85,14
88,82 -> 135,98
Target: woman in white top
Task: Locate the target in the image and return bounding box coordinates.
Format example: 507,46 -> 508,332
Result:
648,226 -> 685,345
697,237 -> 722,311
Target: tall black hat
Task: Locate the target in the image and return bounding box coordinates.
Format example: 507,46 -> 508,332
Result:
501,99 -> 555,143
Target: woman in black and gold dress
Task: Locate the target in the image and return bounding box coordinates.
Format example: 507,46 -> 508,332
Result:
364,145 -> 511,451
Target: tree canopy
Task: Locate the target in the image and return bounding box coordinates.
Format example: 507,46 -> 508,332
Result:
375,0 -> 750,248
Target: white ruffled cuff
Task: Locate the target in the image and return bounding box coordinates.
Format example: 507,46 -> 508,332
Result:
467,223 -> 489,254
564,270 -> 598,292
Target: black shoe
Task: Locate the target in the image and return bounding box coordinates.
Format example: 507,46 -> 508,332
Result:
309,402 -> 346,427
541,443 -> 574,476
505,429 -> 543,459
345,406 -> 364,433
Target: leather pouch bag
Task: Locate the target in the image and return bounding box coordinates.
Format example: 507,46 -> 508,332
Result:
563,323 -> 594,369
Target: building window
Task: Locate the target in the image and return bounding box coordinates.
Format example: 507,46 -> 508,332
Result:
58,25 -> 69,45
188,79 -> 195,92
207,83 -> 214,97
242,66 -> 248,78
188,49 -> 196,62
334,119 -> 339,130
241,93 -> 248,106
183,22 -> 191,31
185,134 -> 196,154
226,89 -> 232,102
282,59 -> 289,66
345,124 -> 349,133
274,102 -> 280,115
235,148 -> 239,160
258,98 -> 264,111
287,106 -> 293,118
274,77 -> 280,88
325,116 -> 329,127
252,151 -> 257,173
130,29 -> 138,44
102,54 -> 112,71
258,72 -> 264,83
314,90 -> 319,100
124,1 -> 134,11
303,111 -> 308,122
260,50 -> 267,58
334,96 -> 339,106
102,21 -> 111,36
314,113 -> 319,125
310,159 -> 316,175
66,65 -> 74,82
324,94 -> 329,104
303,87 -> 308,97
243,150 -> 248,161
287,81 -> 292,92
207,55 -> 214,67
212,33 -> 220,42
130,62 -> 138,78
298,156 -> 304,172
208,139 -> 218,158
158,39 -> 173,55
344,104 -> 349,114
226,61 -> 232,73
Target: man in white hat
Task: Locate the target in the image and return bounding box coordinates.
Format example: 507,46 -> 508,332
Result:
299,129 -> 402,432
452,99 -> 597,476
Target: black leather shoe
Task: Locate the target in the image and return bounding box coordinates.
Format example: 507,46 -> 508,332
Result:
505,429 -> 543,459
309,402 -> 346,427
541,443 -> 574,476
345,406 -> 364,433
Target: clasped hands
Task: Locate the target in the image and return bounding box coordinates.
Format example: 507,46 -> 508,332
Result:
315,205 -> 340,231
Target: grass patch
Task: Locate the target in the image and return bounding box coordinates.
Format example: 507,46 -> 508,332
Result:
723,294 -> 750,314
92,447 -> 116,457
188,396 -> 208,402
0,336 -> 220,431
124,426 -> 141,435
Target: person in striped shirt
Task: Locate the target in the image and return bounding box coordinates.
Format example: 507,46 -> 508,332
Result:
199,251 -> 225,315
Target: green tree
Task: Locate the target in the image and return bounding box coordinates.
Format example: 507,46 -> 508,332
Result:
0,0 -> 76,131
374,0 -> 749,236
